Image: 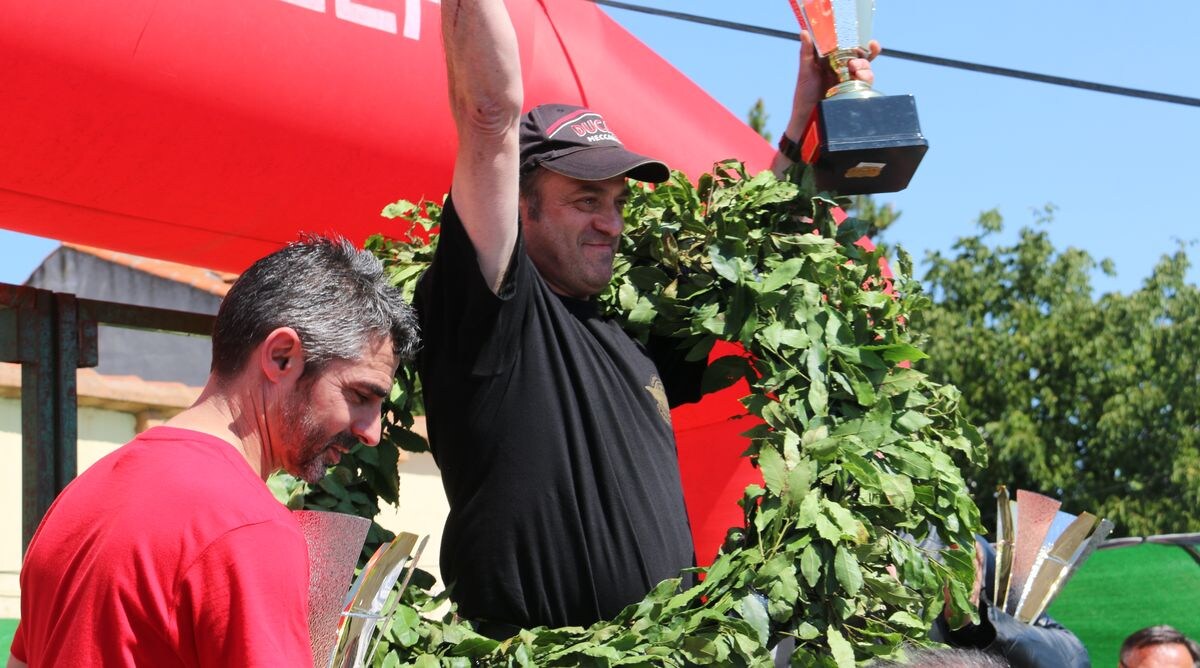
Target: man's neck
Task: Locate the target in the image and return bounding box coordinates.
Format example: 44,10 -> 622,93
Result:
165,377 -> 271,479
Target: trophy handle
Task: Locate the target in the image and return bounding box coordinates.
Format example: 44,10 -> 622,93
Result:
825,49 -> 880,99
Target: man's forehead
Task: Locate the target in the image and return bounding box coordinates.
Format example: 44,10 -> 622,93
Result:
330,335 -> 400,376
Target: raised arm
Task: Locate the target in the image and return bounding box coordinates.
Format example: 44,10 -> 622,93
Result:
441,0 -> 524,293
772,31 -> 879,177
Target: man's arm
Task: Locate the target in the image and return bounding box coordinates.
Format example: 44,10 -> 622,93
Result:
441,0 -> 524,294
6,655 -> 28,668
771,31 -> 880,178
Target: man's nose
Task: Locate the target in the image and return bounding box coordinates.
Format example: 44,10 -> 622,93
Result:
593,207 -> 623,237
352,415 -> 382,447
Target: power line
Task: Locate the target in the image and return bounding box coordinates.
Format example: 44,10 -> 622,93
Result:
590,0 -> 1200,108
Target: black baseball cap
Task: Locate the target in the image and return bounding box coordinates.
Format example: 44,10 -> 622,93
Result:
519,104 -> 669,183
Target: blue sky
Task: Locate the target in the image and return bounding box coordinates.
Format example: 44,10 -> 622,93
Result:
2,1 -> 1197,295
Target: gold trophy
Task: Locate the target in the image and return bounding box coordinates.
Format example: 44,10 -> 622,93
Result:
796,0 -> 928,194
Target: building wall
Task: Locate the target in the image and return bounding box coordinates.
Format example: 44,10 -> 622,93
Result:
0,399 -> 137,617
27,248 -> 223,386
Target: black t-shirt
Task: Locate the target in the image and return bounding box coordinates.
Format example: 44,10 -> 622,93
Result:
413,197 -> 695,631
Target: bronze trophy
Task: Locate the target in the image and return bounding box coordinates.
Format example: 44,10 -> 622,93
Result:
798,0 -> 928,194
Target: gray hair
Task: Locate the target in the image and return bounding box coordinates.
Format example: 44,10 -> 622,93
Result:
871,647 -> 1009,668
211,235 -> 419,379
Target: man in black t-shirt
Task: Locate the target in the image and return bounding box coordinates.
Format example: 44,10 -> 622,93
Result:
420,0 -> 878,637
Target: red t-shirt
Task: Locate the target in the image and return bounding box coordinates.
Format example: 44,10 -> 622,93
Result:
11,426 -> 312,667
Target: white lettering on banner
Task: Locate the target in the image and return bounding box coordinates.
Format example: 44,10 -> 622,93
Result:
276,0 -> 440,41
279,0 -> 324,10
404,0 -> 440,40
335,0 -> 396,34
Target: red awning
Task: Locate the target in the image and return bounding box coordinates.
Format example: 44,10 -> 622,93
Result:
1,0 -> 779,568
0,0 -> 773,272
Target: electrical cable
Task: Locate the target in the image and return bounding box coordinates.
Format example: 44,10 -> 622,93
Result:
590,0 -> 1200,108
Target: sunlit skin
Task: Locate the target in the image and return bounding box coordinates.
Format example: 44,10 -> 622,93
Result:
1120,643 -> 1195,668
271,335 -> 398,483
520,171 -> 629,300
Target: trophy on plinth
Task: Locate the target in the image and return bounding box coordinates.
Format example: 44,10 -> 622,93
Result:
993,487 -> 1113,623
796,0 -> 928,195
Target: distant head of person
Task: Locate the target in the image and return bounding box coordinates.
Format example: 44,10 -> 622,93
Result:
1120,625 -> 1200,668
206,234 -> 419,483
516,104 -> 669,300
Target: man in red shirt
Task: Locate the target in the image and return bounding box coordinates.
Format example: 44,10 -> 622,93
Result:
8,236 -> 419,667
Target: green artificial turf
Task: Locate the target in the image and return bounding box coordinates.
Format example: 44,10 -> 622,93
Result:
1048,543 -> 1200,666
0,618 -> 17,661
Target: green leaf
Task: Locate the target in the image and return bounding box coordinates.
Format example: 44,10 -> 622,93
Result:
806,347 -> 829,416
800,545 -> 821,587
317,475 -> 349,499
895,410 -> 933,433
878,368 -> 926,397
786,459 -> 817,506
736,593 -> 770,646
412,655 -> 439,668
779,327 -> 812,349
862,342 -> 929,363
709,247 -> 742,283
842,362 -> 877,406
814,512 -> 841,543
823,499 -> 867,544
449,635 -> 501,657
840,452 -> 881,488
827,626 -> 855,668
796,490 -> 820,528
833,546 -> 864,596
762,258 -> 804,292
758,446 -> 787,494
855,290 -> 891,310
880,473 -> 916,510
879,445 -> 934,479
626,265 -> 670,290
795,622 -> 820,640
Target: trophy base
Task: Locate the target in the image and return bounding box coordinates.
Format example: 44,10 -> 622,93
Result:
802,94 -> 928,196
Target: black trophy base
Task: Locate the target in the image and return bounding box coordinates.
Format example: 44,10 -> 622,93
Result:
804,94 -> 928,196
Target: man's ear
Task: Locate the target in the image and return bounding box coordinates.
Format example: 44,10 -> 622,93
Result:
258,327 -> 305,385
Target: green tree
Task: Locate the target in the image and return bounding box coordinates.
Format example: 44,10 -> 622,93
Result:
912,208 -> 1200,537
847,195 -> 900,242
746,97 -> 772,143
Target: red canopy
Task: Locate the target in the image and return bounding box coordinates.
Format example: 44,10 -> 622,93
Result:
0,0 -> 773,273
1,0 -> 778,567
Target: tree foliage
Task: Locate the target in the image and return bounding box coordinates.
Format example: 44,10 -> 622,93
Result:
912,208 -> 1200,537
746,98 -> 772,143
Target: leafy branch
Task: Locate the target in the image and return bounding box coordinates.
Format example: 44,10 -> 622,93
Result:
285,162 -> 987,666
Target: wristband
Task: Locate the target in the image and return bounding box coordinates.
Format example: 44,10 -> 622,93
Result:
777,132 -> 803,163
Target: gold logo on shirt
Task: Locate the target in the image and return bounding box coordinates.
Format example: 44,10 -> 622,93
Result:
645,375 -> 672,426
